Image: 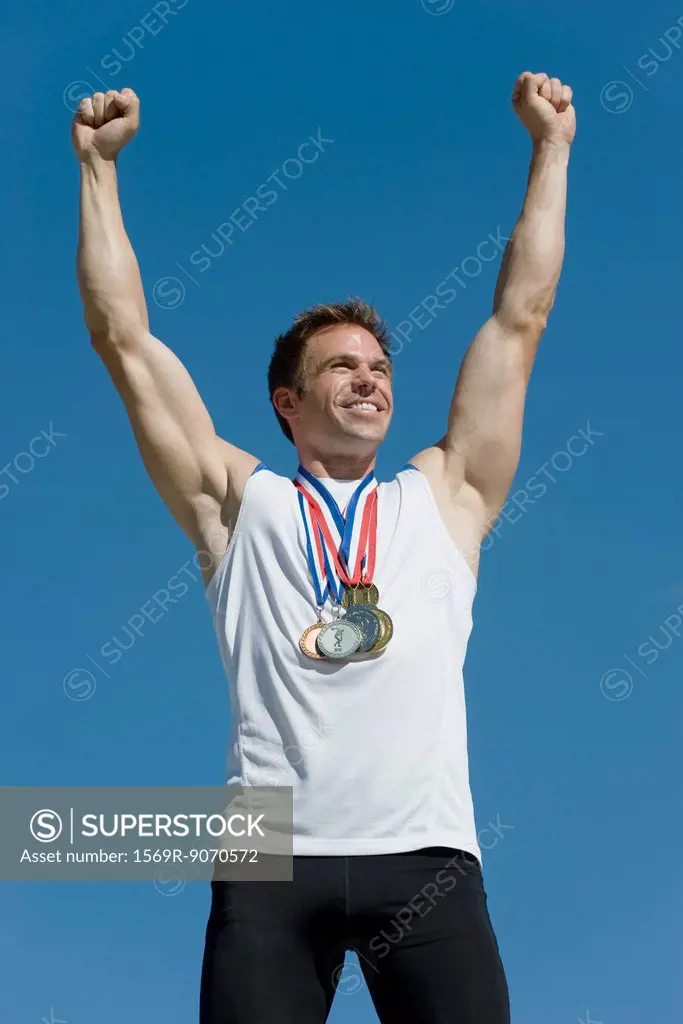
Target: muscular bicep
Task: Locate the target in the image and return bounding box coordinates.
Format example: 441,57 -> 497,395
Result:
411,313 -> 543,559
93,330 -> 254,546
443,314 -> 540,516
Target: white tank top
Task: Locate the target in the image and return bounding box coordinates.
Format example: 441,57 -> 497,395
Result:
206,463 -> 481,860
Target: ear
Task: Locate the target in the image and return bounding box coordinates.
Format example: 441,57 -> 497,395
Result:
272,386 -> 298,426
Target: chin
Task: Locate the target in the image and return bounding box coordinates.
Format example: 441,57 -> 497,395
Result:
341,408 -> 389,429
342,424 -> 388,447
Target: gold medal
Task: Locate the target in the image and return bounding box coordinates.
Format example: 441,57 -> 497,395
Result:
367,607 -> 393,653
342,583 -> 380,609
299,620 -> 326,659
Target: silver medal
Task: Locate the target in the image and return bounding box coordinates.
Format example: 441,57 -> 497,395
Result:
315,618 -> 363,659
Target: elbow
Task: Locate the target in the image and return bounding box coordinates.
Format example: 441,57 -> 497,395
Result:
495,304 -> 549,344
494,279 -> 557,340
87,303 -> 147,354
89,325 -> 147,358
526,309 -> 550,341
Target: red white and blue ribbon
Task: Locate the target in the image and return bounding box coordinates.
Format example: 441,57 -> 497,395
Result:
294,467 -> 378,607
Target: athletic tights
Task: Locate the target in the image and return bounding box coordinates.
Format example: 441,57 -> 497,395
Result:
200,846 -> 510,1023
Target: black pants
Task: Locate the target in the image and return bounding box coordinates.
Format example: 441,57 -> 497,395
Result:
200,846 -> 509,1023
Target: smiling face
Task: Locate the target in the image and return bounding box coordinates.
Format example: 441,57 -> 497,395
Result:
273,323 -> 393,460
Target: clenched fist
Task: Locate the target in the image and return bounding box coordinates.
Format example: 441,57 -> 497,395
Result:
71,88 -> 140,162
512,73 -> 575,147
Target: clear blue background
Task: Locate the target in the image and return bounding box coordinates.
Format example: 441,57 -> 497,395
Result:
1,0 -> 681,1021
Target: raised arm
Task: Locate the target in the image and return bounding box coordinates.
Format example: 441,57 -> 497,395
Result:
412,72 -> 575,570
72,89 -> 258,579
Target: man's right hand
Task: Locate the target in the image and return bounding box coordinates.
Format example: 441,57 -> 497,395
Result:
71,88 -> 140,162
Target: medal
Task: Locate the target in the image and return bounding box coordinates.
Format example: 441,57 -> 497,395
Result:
342,604 -> 381,652
342,583 -> 380,608
299,618 -> 326,659
294,466 -> 393,662
316,617 -> 363,659
367,607 -> 393,653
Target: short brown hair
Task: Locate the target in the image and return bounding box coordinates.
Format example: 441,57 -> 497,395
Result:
267,297 -> 391,443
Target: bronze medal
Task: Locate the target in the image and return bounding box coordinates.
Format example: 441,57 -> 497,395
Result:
299,620 -> 326,659
342,583 -> 380,609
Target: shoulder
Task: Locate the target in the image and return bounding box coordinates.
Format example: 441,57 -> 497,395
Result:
216,439 -> 262,503
399,451 -> 482,580
222,452 -> 294,510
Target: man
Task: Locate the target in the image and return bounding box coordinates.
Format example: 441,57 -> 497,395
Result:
72,70 -> 574,1023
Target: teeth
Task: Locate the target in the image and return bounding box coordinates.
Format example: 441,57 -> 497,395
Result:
349,403 -> 377,411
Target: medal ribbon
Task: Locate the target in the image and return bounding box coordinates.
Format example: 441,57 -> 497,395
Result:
294,468 -> 378,606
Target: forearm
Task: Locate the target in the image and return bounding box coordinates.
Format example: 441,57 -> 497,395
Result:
77,154 -> 149,342
493,139 -> 569,331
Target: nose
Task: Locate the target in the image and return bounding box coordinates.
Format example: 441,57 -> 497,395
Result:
351,366 -> 376,395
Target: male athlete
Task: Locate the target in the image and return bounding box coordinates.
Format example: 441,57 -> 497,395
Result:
72,70 -> 574,1023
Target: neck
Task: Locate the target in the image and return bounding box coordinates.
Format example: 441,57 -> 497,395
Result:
297,451 -> 376,481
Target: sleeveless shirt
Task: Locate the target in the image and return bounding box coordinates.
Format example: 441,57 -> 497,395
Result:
205,463 -> 481,860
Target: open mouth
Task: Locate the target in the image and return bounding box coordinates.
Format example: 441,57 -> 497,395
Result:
343,402 -> 382,413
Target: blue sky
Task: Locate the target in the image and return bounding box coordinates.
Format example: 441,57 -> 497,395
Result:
1,0 -> 682,1021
